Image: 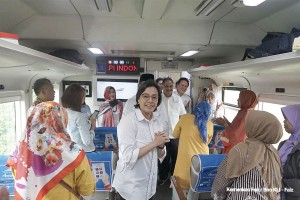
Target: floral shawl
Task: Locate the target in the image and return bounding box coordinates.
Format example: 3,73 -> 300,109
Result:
6,101 -> 85,200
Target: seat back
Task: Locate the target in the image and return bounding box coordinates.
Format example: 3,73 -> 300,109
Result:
190,154 -> 226,192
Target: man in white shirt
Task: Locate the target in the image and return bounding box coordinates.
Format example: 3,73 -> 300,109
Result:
208,83 -> 223,118
122,74 -> 169,131
174,77 -> 192,113
158,77 -> 186,184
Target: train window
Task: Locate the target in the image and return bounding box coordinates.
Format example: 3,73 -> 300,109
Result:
0,101 -> 19,155
222,87 -> 247,107
222,105 -> 239,122
258,93 -> 300,148
258,102 -> 288,148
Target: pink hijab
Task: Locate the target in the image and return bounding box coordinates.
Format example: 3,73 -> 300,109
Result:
99,86 -> 123,127
6,101 -> 85,200
222,90 -> 258,153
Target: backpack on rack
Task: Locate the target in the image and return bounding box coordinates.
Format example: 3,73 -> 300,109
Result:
49,49 -> 84,64
242,27 -> 300,60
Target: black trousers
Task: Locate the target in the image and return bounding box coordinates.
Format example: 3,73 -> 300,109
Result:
158,138 -> 179,180
116,193 -> 153,200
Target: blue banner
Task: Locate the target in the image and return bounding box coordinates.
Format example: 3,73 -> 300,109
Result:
0,155 -> 14,196
0,151 -> 114,195
94,127 -> 118,152
208,124 -> 225,148
86,151 -> 113,191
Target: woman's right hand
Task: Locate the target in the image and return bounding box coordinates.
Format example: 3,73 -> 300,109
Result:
89,116 -> 96,130
212,117 -> 226,126
154,131 -> 170,147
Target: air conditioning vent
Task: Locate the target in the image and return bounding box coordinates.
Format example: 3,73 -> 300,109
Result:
94,0 -> 112,12
194,0 -> 212,15
111,50 -> 175,55
231,0 -> 245,7
194,0 -> 225,16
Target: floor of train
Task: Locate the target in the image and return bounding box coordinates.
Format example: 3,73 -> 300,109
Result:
8,183 -> 173,200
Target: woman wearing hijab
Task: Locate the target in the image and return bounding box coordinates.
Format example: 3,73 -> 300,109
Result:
6,101 -> 95,200
278,104 -> 300,200
173,101 -> 214,190
212,110 -> 283,200
99,86 -> 123,127
213,90 -> 258,153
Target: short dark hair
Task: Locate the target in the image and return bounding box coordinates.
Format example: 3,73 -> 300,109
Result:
162,77 -> 173,84
61,83 -> 85,112
176,77 -> 189,86
33,78 -> 52,95
139,73 -> 154,83
134,80 -> 161,111
155,77 -> 163,84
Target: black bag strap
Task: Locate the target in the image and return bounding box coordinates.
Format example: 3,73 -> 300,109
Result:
241,49 -> 251,61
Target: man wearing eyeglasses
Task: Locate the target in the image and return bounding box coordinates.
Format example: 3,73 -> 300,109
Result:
158,77 -> 186,185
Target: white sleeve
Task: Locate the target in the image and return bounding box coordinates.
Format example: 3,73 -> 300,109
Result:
187,96 -> 192,113
122,97 -> 135,117
158,146 -> 167,163
178,96 -> 187,116
76,113 -> 95,146
117,116 -> 139,169
158,103 -> 169,132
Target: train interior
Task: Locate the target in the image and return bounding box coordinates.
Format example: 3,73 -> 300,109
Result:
1,0 -> 300,199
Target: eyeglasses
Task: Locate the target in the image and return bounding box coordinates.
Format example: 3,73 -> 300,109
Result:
141,93 -> 158,102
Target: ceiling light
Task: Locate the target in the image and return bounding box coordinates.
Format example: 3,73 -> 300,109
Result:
180,50 -> 199,57
243,0 -> 266,6
88,48 -> 104,55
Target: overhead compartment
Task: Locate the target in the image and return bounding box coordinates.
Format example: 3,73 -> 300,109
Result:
189,51 -> 300,95
0,39 -> 92,91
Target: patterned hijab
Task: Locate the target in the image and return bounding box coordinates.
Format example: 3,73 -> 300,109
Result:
6,101 -> 85,200
226,110 -> 282,200
278,104 -> 300,165
222,90 -> 258,153
192,101 -> 211,144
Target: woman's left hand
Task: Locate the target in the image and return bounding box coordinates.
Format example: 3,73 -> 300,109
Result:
154,131 -> 170,148
0,186 -> 9,200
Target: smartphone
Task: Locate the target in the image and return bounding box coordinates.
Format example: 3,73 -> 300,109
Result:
90,110 -> 100,119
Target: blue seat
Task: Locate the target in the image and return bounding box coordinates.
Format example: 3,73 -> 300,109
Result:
188,154 -> 226,200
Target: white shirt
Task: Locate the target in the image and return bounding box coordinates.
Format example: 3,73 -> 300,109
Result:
122,95 -> 136,116
209,90 -> 223,118
122,95 -> 169,131
174,91 -> 192,113
113,109 -> 166,200
162,93 -> 186,138
66,109 -> 95,152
